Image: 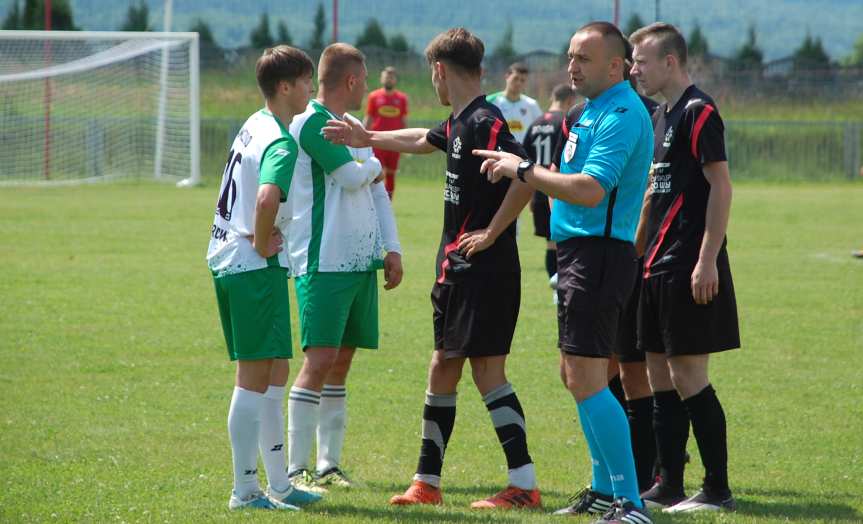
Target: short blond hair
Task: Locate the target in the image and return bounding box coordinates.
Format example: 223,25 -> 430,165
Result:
318,43 -> 366,88
629,23 -> 688,65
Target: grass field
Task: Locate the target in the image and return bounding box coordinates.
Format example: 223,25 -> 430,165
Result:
1,167 -> 862,523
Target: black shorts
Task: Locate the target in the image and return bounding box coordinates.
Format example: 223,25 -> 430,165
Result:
431,273 -> 520,359
638,268 -> 740,357
614,262 -> 645,363
556,237 -> 638,358
531,190 -> 551,240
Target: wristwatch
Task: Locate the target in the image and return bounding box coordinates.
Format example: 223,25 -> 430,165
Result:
516,160 -> 534,183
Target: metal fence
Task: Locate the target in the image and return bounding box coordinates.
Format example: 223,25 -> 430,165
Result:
199,118 -> 863,182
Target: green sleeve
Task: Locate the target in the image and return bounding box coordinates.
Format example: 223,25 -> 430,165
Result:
259,137 -> 298,202
486,91 -> 502,103
298,111 -> 353,174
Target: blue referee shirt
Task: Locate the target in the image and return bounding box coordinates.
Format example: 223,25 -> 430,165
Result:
551,81 -> 653,243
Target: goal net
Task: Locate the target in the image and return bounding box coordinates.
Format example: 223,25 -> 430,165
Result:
0,31 -> 200,186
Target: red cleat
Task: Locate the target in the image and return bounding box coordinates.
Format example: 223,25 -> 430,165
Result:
470,486 -> 542,509
389,480 -> 443,506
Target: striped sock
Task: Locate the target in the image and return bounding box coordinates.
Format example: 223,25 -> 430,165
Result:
414,391 -> 456,488
316,384 -> 347,474
287,386 -> 320,475
483,383 -> 535,489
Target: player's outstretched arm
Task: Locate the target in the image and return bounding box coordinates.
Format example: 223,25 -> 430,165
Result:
252,184 -> 284,258
472,149 -> 605,207
323,116 -> 436,154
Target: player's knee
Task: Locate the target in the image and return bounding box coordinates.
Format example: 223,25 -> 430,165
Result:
302,349 -> 339,379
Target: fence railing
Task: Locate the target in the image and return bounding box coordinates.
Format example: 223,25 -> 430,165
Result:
199,118 -> 863,182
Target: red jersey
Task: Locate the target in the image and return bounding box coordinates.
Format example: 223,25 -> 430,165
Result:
366,88 -> 408,131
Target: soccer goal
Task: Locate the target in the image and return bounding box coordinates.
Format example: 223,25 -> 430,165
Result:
0,30 -> 200,186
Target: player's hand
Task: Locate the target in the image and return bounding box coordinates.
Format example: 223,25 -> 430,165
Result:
457,229 -> 495,259
691,259 -> 719,305
472,149 -> 521,183
250,228 -> 283,259
383,252 -> 403,290
323,115 -> 372,148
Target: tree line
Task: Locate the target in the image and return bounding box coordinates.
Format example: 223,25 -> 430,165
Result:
3,0 -> 862,68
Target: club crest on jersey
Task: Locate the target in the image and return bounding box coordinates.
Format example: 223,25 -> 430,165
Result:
663,126 -> 674,148
239,128 -> 252,147
451,136 -> 462,159
564,133 -> 579,163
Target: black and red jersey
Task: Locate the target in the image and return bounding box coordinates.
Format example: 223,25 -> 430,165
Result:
426,95 -> 526,283
643,85 -> 728,278
523,110 -> 565,168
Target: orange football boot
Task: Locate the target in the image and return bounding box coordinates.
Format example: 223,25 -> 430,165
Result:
389,480 -> 443,506
470,486 -> 542,509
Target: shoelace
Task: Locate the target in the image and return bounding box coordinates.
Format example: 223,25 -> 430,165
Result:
567,487 -> 590,505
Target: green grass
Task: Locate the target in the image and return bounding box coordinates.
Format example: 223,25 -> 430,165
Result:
1,174 -> 862,523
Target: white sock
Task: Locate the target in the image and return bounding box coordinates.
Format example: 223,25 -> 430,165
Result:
508,462 -> 537,490
228,387 -> 264,498
316,384 -> 347,474
288,386 -> 320,475
258,385 -> 291,492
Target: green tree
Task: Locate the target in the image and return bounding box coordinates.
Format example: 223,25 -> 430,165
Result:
2,1 -> 21,30
120,1 -> 151,32
389,33 -> 410,53
492,22 -> 517,62
356,18 -> 387,49
623,13 -> 645,37
843,33 -> 863,67
249,12 -> 274,49
309,2 -> 326,49
189,18 -> 215,45
793,33 -> 831,70
688,21 -> 709,58
733,25 -> 763,71
20,0 -> 78,30
276,20 -> 292,46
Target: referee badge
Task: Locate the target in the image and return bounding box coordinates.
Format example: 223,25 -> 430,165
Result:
563,133 -> 579,163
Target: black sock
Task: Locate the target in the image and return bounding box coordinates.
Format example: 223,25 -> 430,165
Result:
608,374 -> 626,408
653,389 -> 690,490
416,392 -> 457,478
483,383 -> 532,470
683,384 -> 730,495
545,249 -> 557,278
627,395 -> 657,492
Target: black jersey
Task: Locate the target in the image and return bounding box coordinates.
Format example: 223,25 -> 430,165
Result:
523,110 -> 565,167
426,95 -> 526,283
552,95 -> 658,169
643,85 -> 728,278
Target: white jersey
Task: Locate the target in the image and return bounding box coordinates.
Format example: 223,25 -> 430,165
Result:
206,110 -> 295,277
487,92 -> 543,142
288,100 -> 397,276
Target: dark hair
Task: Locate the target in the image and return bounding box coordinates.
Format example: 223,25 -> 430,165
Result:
507,61 -> 529,75
551,83 -> 575,102
576,21 -> 630,61
425,27 -> 484,76
629,22 -> 688,65
255,45 -> 314,99
318,43 -> 366,88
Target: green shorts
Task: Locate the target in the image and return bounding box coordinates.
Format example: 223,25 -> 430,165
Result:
213,266 -> 292,361
295,271 -> 379,350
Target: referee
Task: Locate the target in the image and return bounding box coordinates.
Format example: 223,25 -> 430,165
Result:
475,21 -> 654,524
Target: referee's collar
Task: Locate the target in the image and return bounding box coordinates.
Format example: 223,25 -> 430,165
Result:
585,80 -> 630,108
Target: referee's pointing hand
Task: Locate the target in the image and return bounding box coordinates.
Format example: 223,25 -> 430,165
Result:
473,149 -> 521,183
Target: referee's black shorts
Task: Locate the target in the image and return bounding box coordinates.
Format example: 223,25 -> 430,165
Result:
556,236 -> 638,358
614,259 -> 646,363
638,267 -> 740,357
431,273 -> 521,360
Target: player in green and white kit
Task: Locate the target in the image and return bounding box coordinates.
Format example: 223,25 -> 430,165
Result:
206,46 -> 321,511
486,62 -> 543,143
272,44 -> 403,491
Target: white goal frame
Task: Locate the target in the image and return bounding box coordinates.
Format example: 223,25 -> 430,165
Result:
0,30 -> 200,186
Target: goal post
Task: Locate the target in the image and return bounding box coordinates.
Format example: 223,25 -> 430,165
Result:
0,30 -> 200,186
